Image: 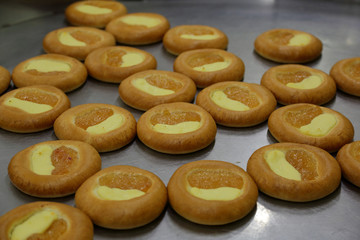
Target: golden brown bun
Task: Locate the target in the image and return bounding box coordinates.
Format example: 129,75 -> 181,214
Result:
106,12 -> 170,45
0,85 -> 71,133
43,26 -> 115,60
84,46 -> 157,83
8,140 -> 101,198
168,160 -> 258,225
336,141 -> 360,187
12,54 -> 87,92
119,70 -> 196,111
247,143 -> 341,202
75,165 -> 167,229
261,64 -> 336,105
163,25 -> 228,56
54,103 -> 136,152
173,48 -> 245,88
330,57 -> 360,96
137,102 -> 217,154
0,66 -> 11,94
65,0 -> 127,28
254,28 -> 322,63
268,103 -> 354,152
0,201 -> 93,240
196,81 -> 276,127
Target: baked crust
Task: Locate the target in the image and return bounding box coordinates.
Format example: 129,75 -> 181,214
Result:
0,66 -> 11,94
84,46 -> 157,83
163,25 -> 228,55
0,201 -> 93,240
137,102 -> 217,154
12,54 -> 87,92
173,48 -> 245,88
268,103 -> 354,152
330,57 -> 360,96
8,140 -> 101,198
118,70 -> 196,111
336,141 -> 360,187
43,26 -> 115,60
0,85 -> 71,133
75,165 -> 167,229
106,12 -> 170,45
254,28 -> 322,63
247,143 -> 341,202
261,64 -> 336,105
196,81 -> 276,127
54,103 -> 136,152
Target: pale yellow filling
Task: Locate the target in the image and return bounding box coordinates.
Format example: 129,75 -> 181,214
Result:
287,34 -> 311,46
30,145 -> 55,175
58,32 -> 86,47
95,185 -> 145,200
86,113 -> 124,134
120,53 -> 144,67
131,78 -> 175,96
211,90 -> 250,111
265,149 -> 301,181
188,186 -> 243,201
193,61 -> 230,72
286,75 -> 322,89
4,97 -> 53,114
76,4 -> 112,15
299,113 -> 337,137
120,15 -> 161,28
24,59 -> 71,73
153,121 -> 201,134
180,34 -> 218,40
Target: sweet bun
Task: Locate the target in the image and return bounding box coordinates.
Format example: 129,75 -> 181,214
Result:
330,57 -> 360,96
254,28 -> 322,63
0,66 -> 11,94
336,141 -> 360,187
261,64 -> 336,105
75,165 -> 167,229
0,85 -> 71,133
247,143 -> 341,202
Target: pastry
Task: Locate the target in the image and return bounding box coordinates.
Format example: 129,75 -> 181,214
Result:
84,46 -> 157,83
330,57 -> 360,96
261,64 -> 336,105
268,103 -> 354,152
118,70 -> 196,111
43,26 -> 116,60
173,48 -> 245,88
0,201 -> 93,240
12,54 -> 87,92
247,142 -> 341,202
167,160 -> 258,225
54,103 -> 137,152
137,102 -> 217,154
106,12 -> 170,45
0,66 -> 11,94
0,85 -> 71,133
75,165 -> 167,229
336,141 -> 360,187
254,28 -> 322,63
8,140 -> 101,198
163,25 -> 228,55
196,81 -> 277,127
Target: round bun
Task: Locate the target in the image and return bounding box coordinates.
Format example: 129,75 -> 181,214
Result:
261,64 -> 336,105
168,160 -> 258,225
247,142 -> 341,202
268,103 -> 354,152
43,26 -> 115,60
85,46 -> 157,83
75,165 -> 167,229
330,57 -> 360,96
0,85 -> 71,133
0,66 -> 11,94
8,140 -> 101,198
12,54 -> 87,92
54,103 -> 136,152
336,141 -> 360,187
163,25 -> 228,55
173,48 -> 245,88
254,28 -> 322,63
137,102 -> 217,154
106,12 -> 170,45
119,70 -> 196,111
0,201 -> 93,240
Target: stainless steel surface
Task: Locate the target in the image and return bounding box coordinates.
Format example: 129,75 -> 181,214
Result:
1,0 -> 360,239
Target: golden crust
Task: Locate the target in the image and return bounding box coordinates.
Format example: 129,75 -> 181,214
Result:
0,66 -> 11,94
106,12 -> 170,45
0,201 -> 93,240
84,46 -> 157,83
8,140 -> 101,198
0,85 -> 71,133
118,70 -> 196,111
12,54 -> 87,92
196,81 -> 277,127
163,25 -> 228,56
167,160 -> 258,225
75,165 -> 167,229
137,102 -> 217,154
268,103 -> 354,152
261,64 -> 336,105
336,141 -> 360,187
254,28 -> 322,63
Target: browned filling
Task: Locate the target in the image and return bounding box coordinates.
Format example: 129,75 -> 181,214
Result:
285,105 -> 323,128
269,31 -> 294,45
344,61 -> 360,80
104,49 -> 127,67
51,146 -> 78,175
70,30 -> 101,45
14,89 -> 58,107
83,1 -> 118,10
150,110 -> 201,125
187,168 -> 243,189
75,107 -> 114,130
223,86 -> 260,108
187,53 -> 224,68
276,71 -> 312,84
286,149 -> 318,180
180,27 -> 214,36
145,74 -> 183,91
99,172 -> 152,192
27,219 -> 67,240
350,141 -> 360,163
